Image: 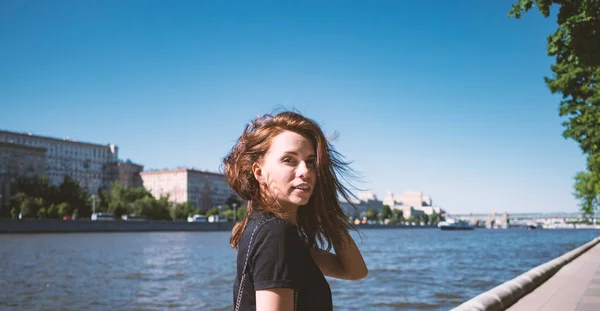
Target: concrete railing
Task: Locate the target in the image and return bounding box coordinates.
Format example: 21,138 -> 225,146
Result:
0,219 -> 235,233
451,236 -> 600,311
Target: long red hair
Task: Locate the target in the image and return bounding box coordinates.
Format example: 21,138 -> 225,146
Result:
223,111 -> 357,251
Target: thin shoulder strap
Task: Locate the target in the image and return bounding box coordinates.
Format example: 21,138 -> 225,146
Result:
234,216 -> 268,311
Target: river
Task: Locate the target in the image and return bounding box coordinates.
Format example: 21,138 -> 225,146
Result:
1,228 -> 599,310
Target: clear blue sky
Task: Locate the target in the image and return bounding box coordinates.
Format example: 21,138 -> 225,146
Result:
0,1 -> 585,214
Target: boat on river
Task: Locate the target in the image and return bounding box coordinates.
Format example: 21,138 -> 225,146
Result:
438,218 -> 474,230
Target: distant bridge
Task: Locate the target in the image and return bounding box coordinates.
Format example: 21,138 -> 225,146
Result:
448,212 -> 596,229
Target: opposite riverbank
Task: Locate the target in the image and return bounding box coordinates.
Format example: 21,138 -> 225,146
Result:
0,219 -> 438,233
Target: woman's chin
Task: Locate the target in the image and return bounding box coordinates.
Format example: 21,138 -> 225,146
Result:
292,197 -> 311,206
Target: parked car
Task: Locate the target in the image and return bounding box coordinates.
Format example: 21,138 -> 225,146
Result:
121,214 -> 147,221
91,212 -> 116,221
187,214 -> 208,223
208,215 -> 228,223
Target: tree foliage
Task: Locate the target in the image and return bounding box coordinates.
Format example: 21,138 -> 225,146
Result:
225,195 -> 243,208
429,211 -> 441,225
379,205 -> 392,221
206,207 -> 220,217
101,181 -> 155,218
236,205 -> 248,221
56,176 -> 90,217
510,0 -> 600,216
132,196 -> 170,220
8,175 -> 88,219
6,178 -> 176,220
170,202 -> 191,220
365,207 -> 377,221
391,209 -> 404,224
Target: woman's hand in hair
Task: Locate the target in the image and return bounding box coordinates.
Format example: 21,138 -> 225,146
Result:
309,235 -> 368,281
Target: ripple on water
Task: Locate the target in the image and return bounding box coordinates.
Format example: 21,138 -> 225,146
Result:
372,301 -> 440,309
433,292 -> 463,300
122,272 -> 143,280
2,230 -> 599,310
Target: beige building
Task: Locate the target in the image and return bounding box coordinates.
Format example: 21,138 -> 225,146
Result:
0,142 -> 47,212
384,191 -> 445,218
340,191 -> 383,218
140,168 -> 237,210
108,160 -> 144,188
0,130 -> 141,195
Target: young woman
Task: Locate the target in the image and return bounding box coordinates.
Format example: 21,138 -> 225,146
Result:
224,111 -> 368,311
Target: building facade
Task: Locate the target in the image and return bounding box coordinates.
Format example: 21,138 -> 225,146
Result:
0,130 -> 140,195
0,142 -> 47,210
340,191 -> 384,219
108,160 -> 144,188
384,191 -> 445,218
140,168 -> 238,210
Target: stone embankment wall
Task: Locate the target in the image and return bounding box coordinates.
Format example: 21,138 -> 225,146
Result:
0,220 -> 437,233
451,236 -> 600,311
0,219 -> 234,233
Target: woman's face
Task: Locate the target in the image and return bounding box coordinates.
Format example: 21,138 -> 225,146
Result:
253,130 -> 317,210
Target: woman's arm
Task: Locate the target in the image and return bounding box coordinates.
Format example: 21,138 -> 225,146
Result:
309,233 -> 368,280
256,288 -> 295,311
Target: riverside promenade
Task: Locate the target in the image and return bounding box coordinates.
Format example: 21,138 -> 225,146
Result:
507,237 -> 600,311
452,236 -> 600,311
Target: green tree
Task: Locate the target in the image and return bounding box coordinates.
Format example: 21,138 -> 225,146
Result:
10,207 -> 19,219
190,208 -> 205,217
46,204 -> 59,219
226,195 -> 243,209
206,207 -> 220,217
510,0 -> 600,216
365,207 -> 377,221
133,196 -> 171,220
392,209 -> 404,223
37,207 -> 47,219
11,175 -> 56,203
56,176 -> 87,215
236,205 -> 248,220
105,182 -> 151,218
429,212 -> 440,225
379,205 -> 392,221
407,216 -> 418,224
56,202 -> 71,218
171,202 -> 191,220
96,188 -> 110,212
221,209 -> 234,221
19,195 -> 44,219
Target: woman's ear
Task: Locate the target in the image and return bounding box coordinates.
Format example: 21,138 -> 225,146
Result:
252,162 -> 263,184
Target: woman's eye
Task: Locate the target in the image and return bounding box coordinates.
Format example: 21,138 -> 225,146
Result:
282,157 -> 294,164
307,159 -> 316,169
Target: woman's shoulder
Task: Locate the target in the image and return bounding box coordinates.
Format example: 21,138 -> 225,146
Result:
246,211 -> 297,239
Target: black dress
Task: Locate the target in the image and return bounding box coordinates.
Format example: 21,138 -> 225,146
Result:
233,211 -> 332,311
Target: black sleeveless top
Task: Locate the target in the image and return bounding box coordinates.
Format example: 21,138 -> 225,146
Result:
233,211 -> 332,311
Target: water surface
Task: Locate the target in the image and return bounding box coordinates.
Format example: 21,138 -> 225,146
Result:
1,228 -> 598,310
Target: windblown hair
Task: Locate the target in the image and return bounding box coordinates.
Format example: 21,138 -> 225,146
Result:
223,111 -> 357,251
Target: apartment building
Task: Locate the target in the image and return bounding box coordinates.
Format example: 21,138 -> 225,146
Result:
0,130 -> 143,196
0,142 -> 47,208
384,191 -> 445,218
140,168 -> 237,210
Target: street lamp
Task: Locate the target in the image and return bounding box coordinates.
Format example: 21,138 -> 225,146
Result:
232,203 -> 238,223
172,201 -> 177,221
218,205 -> 222,221
91,194 -> 96,214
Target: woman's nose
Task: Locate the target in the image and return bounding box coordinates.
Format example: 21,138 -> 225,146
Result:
296,161 -> 310,178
